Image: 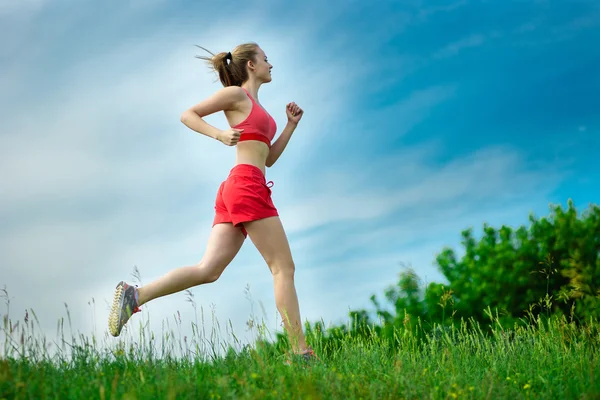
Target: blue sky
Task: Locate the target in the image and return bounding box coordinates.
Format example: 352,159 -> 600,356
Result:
1,0 -> 598,352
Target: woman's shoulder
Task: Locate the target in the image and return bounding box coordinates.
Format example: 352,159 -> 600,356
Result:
206,86 -> 248,111
217,85 -> 247,100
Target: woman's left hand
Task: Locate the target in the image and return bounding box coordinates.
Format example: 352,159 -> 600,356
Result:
286,102 -> 304,125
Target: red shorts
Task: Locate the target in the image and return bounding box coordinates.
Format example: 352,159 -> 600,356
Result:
213,164 -> 279,237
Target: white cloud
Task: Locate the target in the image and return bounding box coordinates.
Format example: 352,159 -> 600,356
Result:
417,0 -> 468,20
387,85 -> 456,131
433,34 -> 486,58
277,144 -> 560,235
0,0 -> 46,16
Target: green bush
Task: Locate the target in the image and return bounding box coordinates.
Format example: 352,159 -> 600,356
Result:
285,200 -> 600,350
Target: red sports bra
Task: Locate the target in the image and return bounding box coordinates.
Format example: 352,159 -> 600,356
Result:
233,88 -> 277,148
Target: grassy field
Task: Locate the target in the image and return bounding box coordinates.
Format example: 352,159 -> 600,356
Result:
1,292 -> 599,400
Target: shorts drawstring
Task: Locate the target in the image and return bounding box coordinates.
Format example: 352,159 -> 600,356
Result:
266,181 -> 274,188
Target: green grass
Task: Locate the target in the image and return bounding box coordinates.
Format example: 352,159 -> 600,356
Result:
1,290 -> 598,400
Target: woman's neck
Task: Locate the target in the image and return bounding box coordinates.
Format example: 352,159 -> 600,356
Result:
241,79 -> 262,101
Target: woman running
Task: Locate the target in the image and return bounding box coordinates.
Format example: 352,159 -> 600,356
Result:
108,42 -> 317,361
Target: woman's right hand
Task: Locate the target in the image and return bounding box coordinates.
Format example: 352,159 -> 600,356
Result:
217,128 -> 243,146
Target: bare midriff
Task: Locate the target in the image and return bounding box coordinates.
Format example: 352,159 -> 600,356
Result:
235,140 -> 270,175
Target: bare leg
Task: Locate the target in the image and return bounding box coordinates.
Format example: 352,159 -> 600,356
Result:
243,216 -> 307,354
136,223 -> 246,306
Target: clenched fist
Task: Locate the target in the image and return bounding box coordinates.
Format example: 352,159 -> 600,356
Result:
286,102 -> 304,125
217,128 -> 243,146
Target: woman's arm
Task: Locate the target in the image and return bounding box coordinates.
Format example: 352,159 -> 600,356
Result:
266,102 -> 304,167
180,86 -> 245,145
266,122 -> 297,167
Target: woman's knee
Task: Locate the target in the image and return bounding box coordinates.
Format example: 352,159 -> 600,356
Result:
269,259 -> 295,277
194,261 -> 222,284
203,271 -> 221,283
